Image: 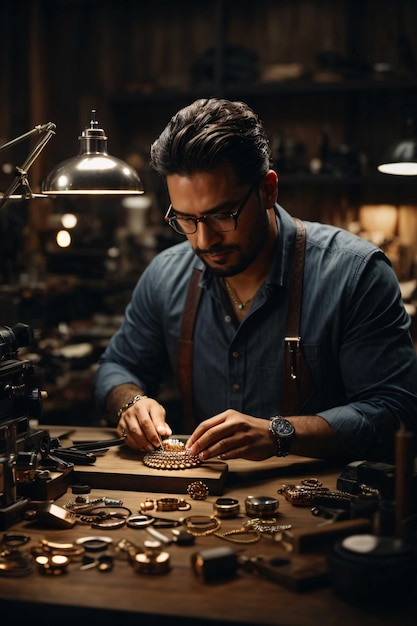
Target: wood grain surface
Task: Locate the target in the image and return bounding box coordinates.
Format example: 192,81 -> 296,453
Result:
2,426 -> 415,626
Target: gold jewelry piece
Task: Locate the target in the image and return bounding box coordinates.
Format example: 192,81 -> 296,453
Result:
143,448 -> 201,470
181,515 -> 221,536
244,518 -> 292,534
222,278 -> 256,310
35,540 -> 85,561
35,554 -> 70,575
139,498 -> 155,512
277,478 -> 352,507
134,542 -> 171,575
214,527 -> 261,544
156,498 -> 191,512
117,394 -> 148,419
187,480 -> 209,500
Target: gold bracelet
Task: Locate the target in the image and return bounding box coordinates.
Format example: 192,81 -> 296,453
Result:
117,394 -> 147,419
214,527 -> 262,544
181,515 -> 221,536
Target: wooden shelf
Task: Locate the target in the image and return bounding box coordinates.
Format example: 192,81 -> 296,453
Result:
111,77 -> 417,105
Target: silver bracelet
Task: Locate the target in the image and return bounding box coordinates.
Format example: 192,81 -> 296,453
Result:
117,394 -> 147,419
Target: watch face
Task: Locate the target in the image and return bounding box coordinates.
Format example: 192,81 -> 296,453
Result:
273,418 -> 294,438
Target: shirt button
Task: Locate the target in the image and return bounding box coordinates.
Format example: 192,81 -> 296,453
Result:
225,315 -> 232,323
232,351 -> 239,358
233,383 -> 240,391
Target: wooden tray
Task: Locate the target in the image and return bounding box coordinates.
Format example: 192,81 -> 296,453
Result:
73,442 -> 228,495
45,425 -> 326,497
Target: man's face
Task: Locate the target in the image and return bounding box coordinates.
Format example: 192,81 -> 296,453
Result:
166,167 -> 271,277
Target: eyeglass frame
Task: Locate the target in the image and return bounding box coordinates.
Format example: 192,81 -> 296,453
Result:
164,184 -> 256,235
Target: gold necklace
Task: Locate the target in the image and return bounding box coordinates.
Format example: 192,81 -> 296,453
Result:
222,278 -> 256,310
214,527 -> 261,544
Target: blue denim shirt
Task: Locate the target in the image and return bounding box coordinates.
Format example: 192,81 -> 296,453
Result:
95,205 -> 417,459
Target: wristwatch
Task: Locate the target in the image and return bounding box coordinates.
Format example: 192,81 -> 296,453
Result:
269,416 -> 295,457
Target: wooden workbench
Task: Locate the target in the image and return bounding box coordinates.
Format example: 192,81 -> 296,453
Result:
1,426 -> 416,626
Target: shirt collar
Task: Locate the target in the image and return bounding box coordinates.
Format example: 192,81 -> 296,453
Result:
198,203 -> 298,290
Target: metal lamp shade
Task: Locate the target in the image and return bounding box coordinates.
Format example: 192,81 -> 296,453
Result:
42,112 -> 144,195
377,137 -> 417,176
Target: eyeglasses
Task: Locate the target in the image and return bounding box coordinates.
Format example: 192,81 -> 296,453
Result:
164,185 -> 255,235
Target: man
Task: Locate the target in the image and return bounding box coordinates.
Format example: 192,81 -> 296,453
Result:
94,98 -> 417,462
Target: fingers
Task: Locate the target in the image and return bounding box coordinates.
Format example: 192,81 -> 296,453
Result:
186,412 -> 272,461
186,412 -> 232,459
118,398 -> 171,450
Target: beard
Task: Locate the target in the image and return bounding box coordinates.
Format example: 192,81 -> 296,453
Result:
195,208 -> 271,278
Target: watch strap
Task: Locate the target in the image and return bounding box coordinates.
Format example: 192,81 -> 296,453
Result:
269,416 -> 294,457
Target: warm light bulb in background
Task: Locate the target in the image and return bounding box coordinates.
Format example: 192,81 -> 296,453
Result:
56,230 -> 71,248
61,213 -> 77,229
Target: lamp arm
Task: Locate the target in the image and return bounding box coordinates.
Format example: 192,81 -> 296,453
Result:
0,122 -> 56,210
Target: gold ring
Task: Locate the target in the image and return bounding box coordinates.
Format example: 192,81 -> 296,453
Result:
156,498 -> 192,512
156,498 -> 179,512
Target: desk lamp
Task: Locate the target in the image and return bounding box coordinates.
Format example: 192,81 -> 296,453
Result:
42,110 -> 143,196
0,110 -> 143,210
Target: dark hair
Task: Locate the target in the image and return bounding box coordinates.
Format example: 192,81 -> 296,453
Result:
150,98 -> 272,185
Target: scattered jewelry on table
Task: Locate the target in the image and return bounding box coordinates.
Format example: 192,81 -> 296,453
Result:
180,515 -> 221,536
35,554 -> 69,575
213,497 -> 240,518
126,514 -> 182,529
139,497 -> 191,512
245,495 -> 279,517
157,497 -> 191,511
214,526 -> 261,544
75,536 -> 113,552
33,539 -> 85,561
139,497 -> 155,512
134,540 -> 171,575
187,480 -> 209,500
244,518 -> 292,534
64,496 -> 124,513
126,514 -> 156,529
278,478 -> 352,507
